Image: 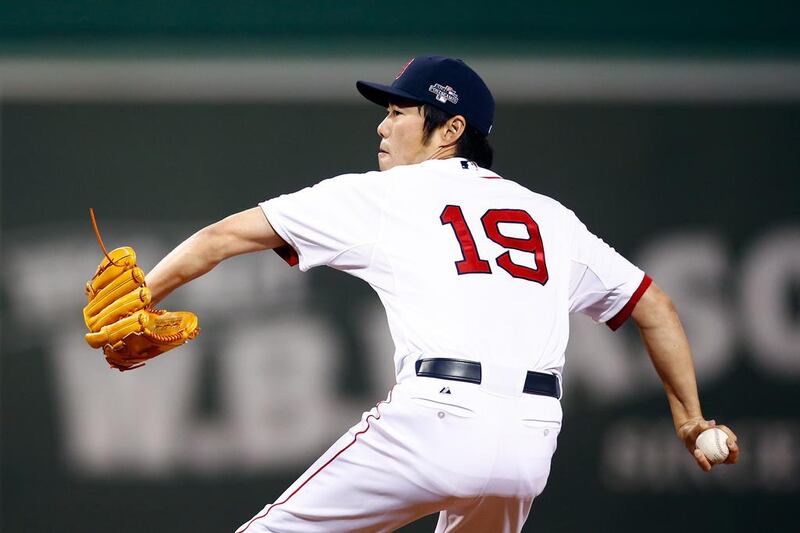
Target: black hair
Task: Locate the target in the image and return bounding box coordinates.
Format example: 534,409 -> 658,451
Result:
420,104 -> 494,169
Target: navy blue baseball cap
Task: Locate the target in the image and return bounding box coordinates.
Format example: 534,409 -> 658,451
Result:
357,56 -> 495,136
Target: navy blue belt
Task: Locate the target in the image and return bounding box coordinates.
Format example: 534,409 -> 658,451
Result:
415,358 -> 561,399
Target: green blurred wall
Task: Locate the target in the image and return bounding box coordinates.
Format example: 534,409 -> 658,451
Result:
2,0 -> 799,56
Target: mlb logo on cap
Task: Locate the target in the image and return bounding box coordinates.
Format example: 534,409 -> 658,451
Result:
357,56 -> 495,137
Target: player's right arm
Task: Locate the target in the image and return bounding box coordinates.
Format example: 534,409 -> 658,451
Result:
566,210 -> 738,472
631,282 -> 740,471
145,207 -> 286,305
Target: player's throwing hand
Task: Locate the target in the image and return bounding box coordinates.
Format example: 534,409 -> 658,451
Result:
678,417 -> 739,471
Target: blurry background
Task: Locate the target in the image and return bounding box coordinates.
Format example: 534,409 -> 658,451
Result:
1,1 -> 798,531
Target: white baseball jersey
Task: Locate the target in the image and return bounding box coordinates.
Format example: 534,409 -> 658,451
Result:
238,157 -> 650,533
262,158 -> 647,390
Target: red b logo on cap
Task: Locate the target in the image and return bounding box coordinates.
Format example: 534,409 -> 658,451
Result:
395,58 -> 415,80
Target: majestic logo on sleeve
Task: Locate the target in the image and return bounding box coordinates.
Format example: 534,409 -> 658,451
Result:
429,83 -> 459,104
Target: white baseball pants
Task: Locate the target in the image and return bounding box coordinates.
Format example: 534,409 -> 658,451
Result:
236,376 -> 562,533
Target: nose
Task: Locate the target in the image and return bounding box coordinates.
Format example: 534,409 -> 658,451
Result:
377,115 -> 390,139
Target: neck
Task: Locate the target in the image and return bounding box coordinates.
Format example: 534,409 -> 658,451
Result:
425,144 -> 458,162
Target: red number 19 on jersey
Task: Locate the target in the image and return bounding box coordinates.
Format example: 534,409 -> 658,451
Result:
440,205 -> 549,285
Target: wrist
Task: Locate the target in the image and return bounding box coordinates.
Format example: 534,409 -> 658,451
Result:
675,415 -> 706,439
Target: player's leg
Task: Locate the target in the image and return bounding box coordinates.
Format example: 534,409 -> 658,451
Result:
431,442 -> 553,533
433,397 -> 562,533
433,495 -> 533,533
234,387 -> 442,533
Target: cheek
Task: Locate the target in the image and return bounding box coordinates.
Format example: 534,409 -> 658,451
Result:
391,120 -> 424,161
396,125 -> 416,151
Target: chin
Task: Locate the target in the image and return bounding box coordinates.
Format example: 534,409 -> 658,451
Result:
378,154 -> 393,171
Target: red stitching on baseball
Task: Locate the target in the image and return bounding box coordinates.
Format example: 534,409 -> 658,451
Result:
236,387 -> 395,533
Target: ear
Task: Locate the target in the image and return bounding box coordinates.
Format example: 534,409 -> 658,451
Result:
440,115 -> 466,146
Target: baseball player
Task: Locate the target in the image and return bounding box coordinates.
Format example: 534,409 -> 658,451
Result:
92,56 -> 740,532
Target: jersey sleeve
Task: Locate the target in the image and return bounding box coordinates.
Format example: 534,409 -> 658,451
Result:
259,172 -> 386,272
567,213 -> 651,330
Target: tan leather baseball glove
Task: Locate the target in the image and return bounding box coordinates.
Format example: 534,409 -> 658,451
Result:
82,211 -> 199,371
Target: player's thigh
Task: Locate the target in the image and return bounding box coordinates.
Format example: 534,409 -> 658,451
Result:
433,425 -> 558,533
512,418 -> 561,498
235,390 -> 442,533
434,495 -> 534,533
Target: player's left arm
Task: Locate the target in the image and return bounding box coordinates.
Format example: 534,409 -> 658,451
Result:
145,207 -> 286,305
631,281 -> 740,471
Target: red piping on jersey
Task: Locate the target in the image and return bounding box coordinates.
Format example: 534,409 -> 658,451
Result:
273,244 -> 299,267
606,274 -> 652,331
236,388 -> 395,532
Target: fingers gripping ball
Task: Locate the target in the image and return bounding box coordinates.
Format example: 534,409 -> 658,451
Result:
696,427 -> 730,464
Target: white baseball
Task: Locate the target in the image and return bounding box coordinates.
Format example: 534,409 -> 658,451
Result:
696,427 -> 730,463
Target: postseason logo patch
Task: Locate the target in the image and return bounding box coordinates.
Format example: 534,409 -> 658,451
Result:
428,83 -> 459,104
